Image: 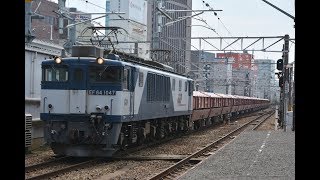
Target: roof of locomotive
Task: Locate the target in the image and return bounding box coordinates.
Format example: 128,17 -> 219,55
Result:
41,57 -> 123,66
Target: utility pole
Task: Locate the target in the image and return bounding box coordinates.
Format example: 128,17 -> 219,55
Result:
65,7 -> 77,54
25,0 -> 44,43
292,65 -> 295,131
152,0 -> 163,55
282,34 -> 289,131
292,0 -> 295,132
25,0 -> 35,43
58,0 -> 66,35
288,65 -> 293,111
260,0 -> 294,131
57,0 -> 77,55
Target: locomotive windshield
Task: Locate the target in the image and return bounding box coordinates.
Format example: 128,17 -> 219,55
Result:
89,66 -> 122,83
42,65 -> 68,82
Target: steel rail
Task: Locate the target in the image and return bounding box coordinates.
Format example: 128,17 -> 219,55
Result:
25,156 -> 70,172
252,111 -> 276,130
26,158 -> 99,180
149,109 -> 274,180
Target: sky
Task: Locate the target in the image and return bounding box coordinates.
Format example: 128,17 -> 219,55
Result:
51,0 -> 295,63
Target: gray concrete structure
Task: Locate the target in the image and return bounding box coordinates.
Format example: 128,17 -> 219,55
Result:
147,0 -> 192,74
254,59 -> 280,103
232,68 -> 253,96
25,39 -> 63,119
105,0 -> 149,60
178,131 -> 295,179
190,51 -> 232,94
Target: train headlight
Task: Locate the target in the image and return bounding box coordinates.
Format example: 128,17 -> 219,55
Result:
54,56 -> 62,64
48,104 -> 53,109
96,57 -> 104,64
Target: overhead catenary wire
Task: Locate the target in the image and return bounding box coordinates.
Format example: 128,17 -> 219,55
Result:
198,1 -> 235,50
78,0 -> 106,10
187,1 -> 237,51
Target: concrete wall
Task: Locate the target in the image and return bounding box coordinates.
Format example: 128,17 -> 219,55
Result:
25,39 -> 63,119
25,51 -> 52,99
25,99 -> 41,119
30,120 -> 45,150
25,50 -> 52,119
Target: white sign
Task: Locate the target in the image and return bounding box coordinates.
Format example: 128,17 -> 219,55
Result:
128,0 -> 147,25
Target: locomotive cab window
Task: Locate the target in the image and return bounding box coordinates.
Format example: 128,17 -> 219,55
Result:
42,65 -> 68,82
89,66 -> 122,83
74,68 -> 83,82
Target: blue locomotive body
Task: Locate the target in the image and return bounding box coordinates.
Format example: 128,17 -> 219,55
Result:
40,48 -> 193,156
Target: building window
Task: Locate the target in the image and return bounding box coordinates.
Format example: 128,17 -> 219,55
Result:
179,80 -> 182,91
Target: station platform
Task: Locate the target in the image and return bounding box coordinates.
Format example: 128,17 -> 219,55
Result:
178,130 -> 295,179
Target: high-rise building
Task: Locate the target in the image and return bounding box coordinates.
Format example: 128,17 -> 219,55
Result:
254,59 -> 278,101
232,68 -> 252,96
69,8 -> 93,41
217,52 -> 253,70
147,0 -> 192,74
190,51 -> 232,94
217,52 -> 254,96
106,0 -> 149,60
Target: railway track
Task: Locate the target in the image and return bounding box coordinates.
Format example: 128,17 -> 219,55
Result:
148,109 -> 275,180
25,156 -> 70,172
25,157 -> 100,180
113,108 -> 270,158
251,111 -> 275,130
24,108 -> 273,180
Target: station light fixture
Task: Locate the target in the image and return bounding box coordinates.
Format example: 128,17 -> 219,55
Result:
96,57 -> 104,64
54,56 -> 62,64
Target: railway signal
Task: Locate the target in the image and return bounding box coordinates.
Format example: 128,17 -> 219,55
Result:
277,59 -> 283,71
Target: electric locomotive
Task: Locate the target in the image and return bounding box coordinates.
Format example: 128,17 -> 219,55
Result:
40,46 -> 193,157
